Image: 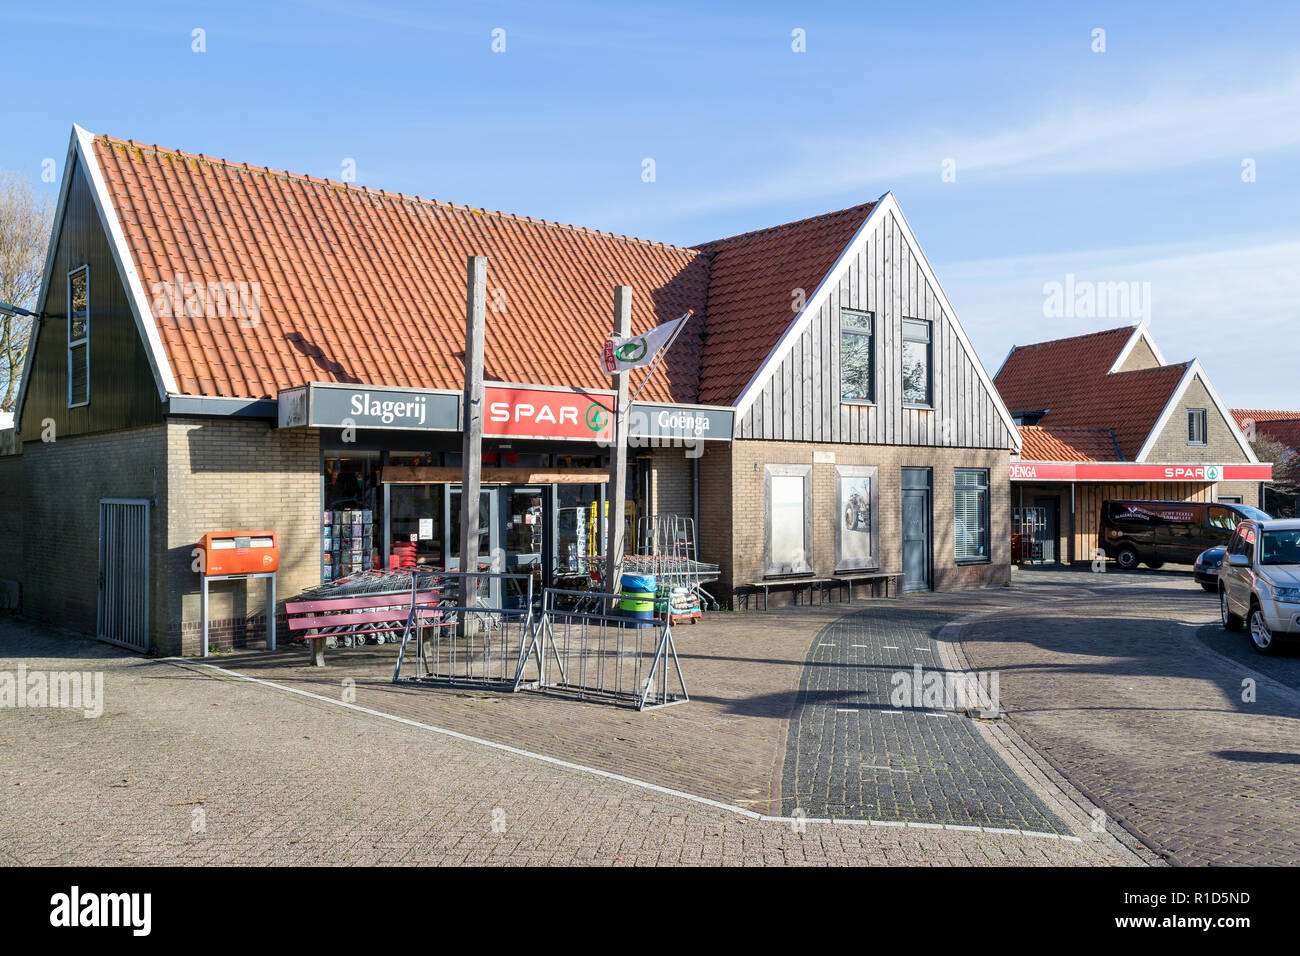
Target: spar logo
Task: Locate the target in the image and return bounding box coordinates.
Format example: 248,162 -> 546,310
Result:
614,338 -> 647,362
585,404 -> 608,432
1162,465 -> 1221,480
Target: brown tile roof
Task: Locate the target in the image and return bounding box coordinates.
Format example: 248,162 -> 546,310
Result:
1232,408 -> 1300,427
1233,411 -> 1300,450
994,325 -> 1189,459
93,135 -> 710,402
994,326 -> 1135,415
692,203 -> 876,406
1017,426 -> 1122,462
91,133 -> 876,408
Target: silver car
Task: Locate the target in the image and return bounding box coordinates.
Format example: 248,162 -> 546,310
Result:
1219,518 -> 1300,655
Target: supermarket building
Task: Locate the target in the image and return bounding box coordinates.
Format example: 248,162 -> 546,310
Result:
0,126 -> 1020,655
995,324 -> 1271,564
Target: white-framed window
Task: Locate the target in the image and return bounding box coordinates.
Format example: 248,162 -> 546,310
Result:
954,468 -> 990,563
1187,408 -> 1207,445
67,265 -> 90,408
764,464 -> 812,576
835,464 -> 879,571
901,317 -> 932,406
839,309 -> 875,403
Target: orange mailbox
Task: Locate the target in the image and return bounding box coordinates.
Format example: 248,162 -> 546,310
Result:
198,531 -> 279,576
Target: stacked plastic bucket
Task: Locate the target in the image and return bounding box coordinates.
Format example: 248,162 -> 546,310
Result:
619,574 -> 657,628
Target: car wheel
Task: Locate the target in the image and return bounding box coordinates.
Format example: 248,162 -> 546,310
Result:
1249,605 -> 1280,655
1146,560 -> 1165,570
1115,546 -> 1140,570
1200,582 -> 1217,592
1221,589 -> 1244,631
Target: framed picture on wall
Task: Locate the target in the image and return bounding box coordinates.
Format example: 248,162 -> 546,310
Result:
835,465 -> 879,571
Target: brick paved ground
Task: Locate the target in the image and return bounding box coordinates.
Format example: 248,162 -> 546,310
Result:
955,566 -> 1300,866
782,607 -> 1068,832
0,617 -> 1132,866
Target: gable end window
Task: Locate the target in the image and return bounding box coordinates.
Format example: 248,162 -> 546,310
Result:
1187,408 -> 1207,445
67,266 -> 89,408
901,317 -> 932,407
839,309 -> 875,403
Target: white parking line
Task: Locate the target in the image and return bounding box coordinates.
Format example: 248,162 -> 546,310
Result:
174,658 -> 1084,844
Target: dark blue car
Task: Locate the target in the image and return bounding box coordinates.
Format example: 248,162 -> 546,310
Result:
1193,546 -> 1227,591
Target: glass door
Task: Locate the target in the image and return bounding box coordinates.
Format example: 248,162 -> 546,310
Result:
448,487 -> 498,606
501,486 -> 545,607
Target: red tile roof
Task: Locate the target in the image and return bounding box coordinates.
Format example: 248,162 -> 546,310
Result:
692,203 -> 876,405
93,135 -> 710,403
91,133 -> 875,408
1017,426 -> 1121,462
994,325 -> 1189,459
994,326 -> 1135,415
1233,411 -> 1300,451
1232,408 -> 1300,427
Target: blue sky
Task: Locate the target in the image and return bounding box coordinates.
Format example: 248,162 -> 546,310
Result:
3,0 -> 1297,407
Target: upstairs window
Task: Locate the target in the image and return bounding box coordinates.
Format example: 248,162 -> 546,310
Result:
901,317 -> 932,406
839,309 -> 875,403
1187,408 -> 1207,445
68,266 -> 89,407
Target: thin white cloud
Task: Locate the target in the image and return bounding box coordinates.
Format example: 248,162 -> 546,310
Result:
941,236 -> 1300,410
605,67 -> 1300,225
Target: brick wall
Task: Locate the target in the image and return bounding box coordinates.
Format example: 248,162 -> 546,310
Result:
0,454 -> 23,587
1146,376 -> 1249,464
18,425 -> 168,645
723,441 -> 1010,606
695,442 -> 733,597
647,447 -> 694,518
165,417 -> 320,655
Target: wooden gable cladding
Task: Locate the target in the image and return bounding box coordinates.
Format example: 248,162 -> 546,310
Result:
735,208 -> 1016,449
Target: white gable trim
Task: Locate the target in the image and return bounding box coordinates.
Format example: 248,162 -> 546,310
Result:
1134,359 -> 1258,463
732,192 -> 1021,449
888,197 -> 1021,448
74,125 -> 176,400
730,194 -> 887,424
13,131 -> 79,432
1108,321 -> 1167,373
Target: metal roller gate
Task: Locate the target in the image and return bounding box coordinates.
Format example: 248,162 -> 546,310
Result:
97,498 -> 151,652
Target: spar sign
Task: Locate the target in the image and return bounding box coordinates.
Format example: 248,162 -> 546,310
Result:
484,385 -> 614,441
1010,461 -> 1272,482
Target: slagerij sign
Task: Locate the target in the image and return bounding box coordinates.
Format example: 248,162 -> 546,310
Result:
277,384 -> 460,431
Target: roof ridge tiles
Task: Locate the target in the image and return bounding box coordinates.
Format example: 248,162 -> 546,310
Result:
97,132 -> 696,254
693,201 -> 877,250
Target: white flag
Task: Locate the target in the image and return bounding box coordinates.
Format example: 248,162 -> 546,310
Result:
600,311 -> 691,375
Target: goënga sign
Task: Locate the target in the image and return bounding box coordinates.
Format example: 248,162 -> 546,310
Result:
627,403 -> 733,441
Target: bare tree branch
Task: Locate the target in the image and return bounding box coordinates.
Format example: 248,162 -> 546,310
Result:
0,169 -> 55,412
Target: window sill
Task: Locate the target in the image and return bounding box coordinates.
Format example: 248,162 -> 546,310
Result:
955,558 -> 991,566
903,403 -> 934,411
841,399 -> 876,407
763,571 -> 815,580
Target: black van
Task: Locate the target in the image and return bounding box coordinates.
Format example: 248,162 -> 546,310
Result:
1100,500 -> 1271,569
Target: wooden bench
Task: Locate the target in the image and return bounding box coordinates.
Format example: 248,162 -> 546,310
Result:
745,571 -> 902,610
286,591 -> 441,667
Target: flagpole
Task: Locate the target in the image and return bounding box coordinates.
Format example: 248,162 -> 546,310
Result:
627,309 -> 693,406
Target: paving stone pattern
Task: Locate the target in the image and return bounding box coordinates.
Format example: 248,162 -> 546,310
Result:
781,606 -> 1068,833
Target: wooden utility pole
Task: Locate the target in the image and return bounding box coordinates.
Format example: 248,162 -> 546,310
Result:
604,286 -> 632,596
459,256 -> 487,596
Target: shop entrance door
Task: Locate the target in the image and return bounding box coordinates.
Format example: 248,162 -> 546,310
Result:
1034,496 -> 1059,563
449,487 -> 498,607
901,468 -> 932,593
499,486 -> 545,607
